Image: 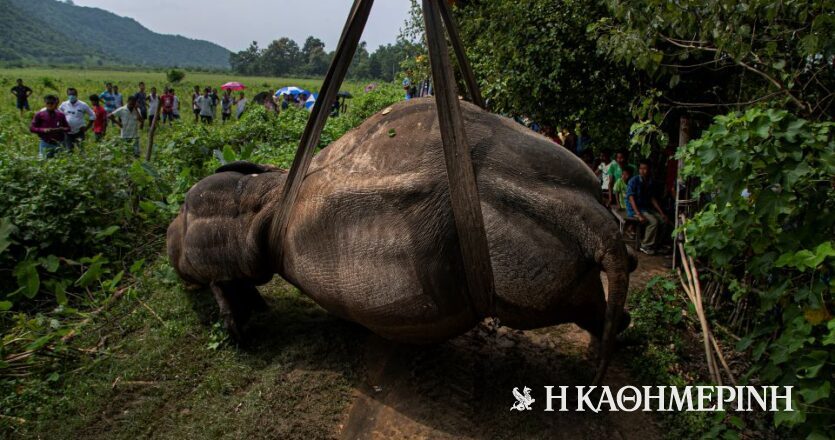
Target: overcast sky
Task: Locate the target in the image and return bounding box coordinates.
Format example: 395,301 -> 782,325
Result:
72,0 -> 412,52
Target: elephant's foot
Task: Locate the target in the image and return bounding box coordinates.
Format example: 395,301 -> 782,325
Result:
583,310 -> 631,364
209,280 -> 269,341
210,282 -> 242,340
617,310 -> 632,333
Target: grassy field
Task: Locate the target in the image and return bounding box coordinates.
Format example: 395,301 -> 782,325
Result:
0,67 -> 374,158
0,67 -> 351,98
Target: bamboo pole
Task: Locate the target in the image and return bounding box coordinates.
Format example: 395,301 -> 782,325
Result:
676,239 -> 737,385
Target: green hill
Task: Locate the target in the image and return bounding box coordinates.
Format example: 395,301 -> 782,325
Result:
0,0 -> 110,65
3,0 -> 231,69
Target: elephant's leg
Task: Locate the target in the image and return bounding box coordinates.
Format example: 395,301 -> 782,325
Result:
569,271 -> 630,360
572,272 -> 608,340
210,281 -> 242,340
210,281 -> 266,340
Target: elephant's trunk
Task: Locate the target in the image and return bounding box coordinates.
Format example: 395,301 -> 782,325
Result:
592,241 -> 630,386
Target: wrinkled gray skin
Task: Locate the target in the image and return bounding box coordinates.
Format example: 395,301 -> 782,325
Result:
167,98 -> 635,383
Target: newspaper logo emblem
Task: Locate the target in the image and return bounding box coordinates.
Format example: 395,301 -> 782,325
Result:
510,386 -> 535,411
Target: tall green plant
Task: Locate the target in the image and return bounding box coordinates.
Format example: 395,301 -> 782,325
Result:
454,0 -> 639,148
679,108 -> 834,437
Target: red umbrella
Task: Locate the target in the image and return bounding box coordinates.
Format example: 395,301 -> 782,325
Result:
221,82 -> 246,91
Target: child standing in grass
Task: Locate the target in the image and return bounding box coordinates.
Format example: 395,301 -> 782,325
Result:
89,95 -> 108,141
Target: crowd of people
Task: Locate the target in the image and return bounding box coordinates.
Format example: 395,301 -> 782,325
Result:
13,79 -> 252,159
189,86 -> 248,124
527,119 -> 676,256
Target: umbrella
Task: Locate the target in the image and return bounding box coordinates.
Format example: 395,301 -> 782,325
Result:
305,93 -> 318,111
221,82 -> 246,91
275,86 -> 307,96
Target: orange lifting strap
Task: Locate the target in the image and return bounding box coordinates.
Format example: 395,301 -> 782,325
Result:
270,0 -> 496,318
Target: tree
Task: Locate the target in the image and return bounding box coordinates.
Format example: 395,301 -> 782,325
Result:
594,2 -> 835,436
398,0 -> 430,82
348,41 -> 371,79
301,36 -> 325,61
453,0 -> 641,148
261,37 -> 301,77
594,0 -> 834,121
368,43 -> 410,82
228,34 -> 409,81
301,36 -> 330,77
229,41 -> 261,76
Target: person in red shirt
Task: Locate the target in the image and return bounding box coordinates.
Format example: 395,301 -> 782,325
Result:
161,88 -> 175,125
89,94 -> 108,141
30,95 -> 70,158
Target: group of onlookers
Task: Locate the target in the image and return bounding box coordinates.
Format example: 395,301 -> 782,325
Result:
190,86 -> 247,124
14,79 -> 249,158
594,148 -> 673,256
518,116 -> 675,256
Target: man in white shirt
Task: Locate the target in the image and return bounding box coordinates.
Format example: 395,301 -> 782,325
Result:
58,87 -> 95,151
196,88 -> 215,124
147,87 -> 160,125
109,96 -> 144,157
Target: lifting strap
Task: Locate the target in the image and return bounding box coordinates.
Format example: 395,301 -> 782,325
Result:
270,0 -> 497,318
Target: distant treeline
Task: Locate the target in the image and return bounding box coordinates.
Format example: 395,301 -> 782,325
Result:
230,37 -> 418,82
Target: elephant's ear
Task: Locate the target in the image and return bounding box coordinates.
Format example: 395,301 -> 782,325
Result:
215,161 -> 278,175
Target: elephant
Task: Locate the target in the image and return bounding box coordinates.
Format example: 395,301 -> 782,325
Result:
167,97 -> 635,383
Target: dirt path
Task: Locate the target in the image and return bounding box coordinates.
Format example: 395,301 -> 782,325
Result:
339,253 -> 670,440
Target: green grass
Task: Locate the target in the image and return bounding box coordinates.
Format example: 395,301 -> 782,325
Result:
2,259 -> 366,438
0,67 -> 353,96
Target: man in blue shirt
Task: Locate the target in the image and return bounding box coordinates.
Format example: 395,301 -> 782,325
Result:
99,83 -> 117,113
626,159 -> 670,254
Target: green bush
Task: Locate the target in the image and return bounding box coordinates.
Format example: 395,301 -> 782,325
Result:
0,142 -> 172,306
166,69 -> 185,83
678,108 -> 834,438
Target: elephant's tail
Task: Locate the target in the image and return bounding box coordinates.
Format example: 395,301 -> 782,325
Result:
592,239 -> 632,386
